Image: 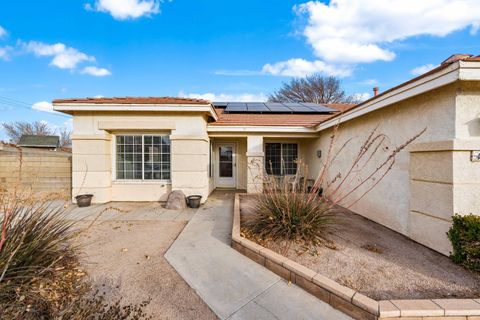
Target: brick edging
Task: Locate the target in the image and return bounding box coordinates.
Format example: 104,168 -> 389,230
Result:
231,193 -> 480,320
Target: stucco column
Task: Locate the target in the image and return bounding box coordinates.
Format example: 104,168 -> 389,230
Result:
408,139 -> 480,256
246,136 -> 264,193
71,133 -> 112,203
170,135 -> 210,202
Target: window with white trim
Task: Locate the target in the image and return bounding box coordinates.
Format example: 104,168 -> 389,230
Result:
265,143 -> 298,176
116,135 -> 171,180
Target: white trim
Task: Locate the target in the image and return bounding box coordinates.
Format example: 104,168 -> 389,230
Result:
317,61 -> 463,131
53,103 -> 218,121
112,133 -> 172,183
207,125 -> 316,133
215,142 -> 237,188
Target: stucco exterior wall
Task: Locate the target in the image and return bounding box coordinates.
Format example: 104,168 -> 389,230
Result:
305,84 -> 459,254
71,111 -> 210,203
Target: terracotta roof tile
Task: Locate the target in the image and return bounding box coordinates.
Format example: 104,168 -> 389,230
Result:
52,96 -> 210,105
210,104 -> 356,127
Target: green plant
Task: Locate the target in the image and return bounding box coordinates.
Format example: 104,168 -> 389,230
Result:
447,214 -> 480,271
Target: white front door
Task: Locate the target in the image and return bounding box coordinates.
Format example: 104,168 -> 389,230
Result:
216,143 -> 236,188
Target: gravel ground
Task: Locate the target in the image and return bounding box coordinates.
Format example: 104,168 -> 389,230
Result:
77,220 -> 217,320
240,196 -> 480,300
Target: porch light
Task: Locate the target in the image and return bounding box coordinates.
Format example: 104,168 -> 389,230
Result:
316,150 -> 322,158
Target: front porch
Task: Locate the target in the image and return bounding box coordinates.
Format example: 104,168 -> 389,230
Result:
208,134 -> 319,195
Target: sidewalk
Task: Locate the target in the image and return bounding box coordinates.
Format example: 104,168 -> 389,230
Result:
165,190 -> 352,320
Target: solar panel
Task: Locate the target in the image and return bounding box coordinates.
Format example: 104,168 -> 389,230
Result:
225,103 -> 247,112
282,103 -> 312,112
217,101 -> 339,114
246,103 -> 269,112
212,102 -> 228,108
299,103 -> 339,113
264,103 -> 291,113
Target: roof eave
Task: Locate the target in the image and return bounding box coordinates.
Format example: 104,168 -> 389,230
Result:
315,60 -> 466,132
53,103 -> 218,121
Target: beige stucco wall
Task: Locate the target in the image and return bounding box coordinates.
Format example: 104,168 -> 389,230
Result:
305,83 -> 465,255
71,111 -> 210,203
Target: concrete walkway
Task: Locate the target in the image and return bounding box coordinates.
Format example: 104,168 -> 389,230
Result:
165,190 -> 352,320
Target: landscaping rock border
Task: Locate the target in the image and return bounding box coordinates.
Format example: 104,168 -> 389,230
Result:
231,193 -> 480,320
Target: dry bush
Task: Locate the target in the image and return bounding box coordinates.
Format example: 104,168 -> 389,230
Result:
245,125 -> 426,247
0,150 -> 150,319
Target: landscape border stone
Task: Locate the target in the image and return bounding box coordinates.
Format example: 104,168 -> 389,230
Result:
231,193 -> 480,320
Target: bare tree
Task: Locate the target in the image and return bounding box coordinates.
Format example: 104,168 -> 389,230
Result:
58,127 -> 72,147
2,121 -> 54,144
268,74 -> 357,104
1,121 -> 71,146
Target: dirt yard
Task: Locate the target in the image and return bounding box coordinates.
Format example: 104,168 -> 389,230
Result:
77,220 -> 217,320
240,195 -> 480,301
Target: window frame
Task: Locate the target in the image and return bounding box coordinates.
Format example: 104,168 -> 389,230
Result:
114,134 -> 171,182
264,142 -> 299,176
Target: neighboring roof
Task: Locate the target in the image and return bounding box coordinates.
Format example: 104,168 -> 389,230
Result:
53,96 -> 210,105
210,103 -> 355,127
18,135 -> 60,148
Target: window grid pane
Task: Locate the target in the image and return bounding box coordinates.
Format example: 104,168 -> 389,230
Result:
116,135 -> 171,181
265,143 -> 298,176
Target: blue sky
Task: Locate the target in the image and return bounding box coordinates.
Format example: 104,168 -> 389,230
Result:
1,0 -> 480,139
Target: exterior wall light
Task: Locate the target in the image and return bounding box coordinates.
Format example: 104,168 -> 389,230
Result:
316,150 -> 322,158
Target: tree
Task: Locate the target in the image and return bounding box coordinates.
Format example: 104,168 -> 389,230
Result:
1,121 -> 71,147
268,74 -> 356,104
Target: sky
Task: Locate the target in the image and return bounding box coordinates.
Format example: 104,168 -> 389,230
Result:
1,0 -> 480,140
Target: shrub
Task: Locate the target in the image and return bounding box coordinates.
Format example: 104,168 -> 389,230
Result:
245,126 -> 426,247
447,214 -> 480,271
0,197 -> 151,319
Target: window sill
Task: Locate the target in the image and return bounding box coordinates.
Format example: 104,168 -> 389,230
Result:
112,180 -> 172,185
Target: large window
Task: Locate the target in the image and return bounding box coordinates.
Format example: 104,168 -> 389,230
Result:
265,143 -> 298,176
116,135 -> 171,181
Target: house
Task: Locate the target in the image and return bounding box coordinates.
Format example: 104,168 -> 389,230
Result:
53,54 -> 480,256
18,135 -> 60,149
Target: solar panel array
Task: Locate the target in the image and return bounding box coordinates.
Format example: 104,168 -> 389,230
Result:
212,102 -> 339,114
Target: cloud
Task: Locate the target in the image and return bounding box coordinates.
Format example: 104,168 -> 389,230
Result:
410,63 -> 437,76
297,0 -> 480,64
262,0 -> 480,78
32,101 -> 56,113
86,0 -> 160,20
0,26 -> 7,38
262,58 -> 352,78
352,92 -> 371,102
179,91 -> 268,102
21,41 -> 95,69
81,66 -> 111,76
0,46 -> 12,61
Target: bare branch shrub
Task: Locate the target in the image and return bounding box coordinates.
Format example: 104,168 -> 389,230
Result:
245,125 -> 426,246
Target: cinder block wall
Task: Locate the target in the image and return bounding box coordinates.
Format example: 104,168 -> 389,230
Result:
0,143 -> 72,199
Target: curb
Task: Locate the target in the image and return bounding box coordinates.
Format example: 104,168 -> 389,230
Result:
232,193 -> 480,320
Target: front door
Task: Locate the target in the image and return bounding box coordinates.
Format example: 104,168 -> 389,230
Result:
216,143 -> 236,188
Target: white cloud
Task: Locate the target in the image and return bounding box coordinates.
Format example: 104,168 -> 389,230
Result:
263,0 -> 480,78
81,66 -> 111,76
32,101 -> 56,113
179,91 -> 268,102
297,0 -> 480,65
0,46 -> 12,60
352,92 -> 371,102
410,63 -> 437,76
87,0 -> 160,20
262,58 -> 352,78
0,26 -> 7,38
22,41 -> 95,69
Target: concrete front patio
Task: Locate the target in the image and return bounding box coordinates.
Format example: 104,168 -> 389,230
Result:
165,190 -> 352,320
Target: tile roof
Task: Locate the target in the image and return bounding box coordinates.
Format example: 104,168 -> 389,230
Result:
210,103 -> 355,127
52,96 -> 210,105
